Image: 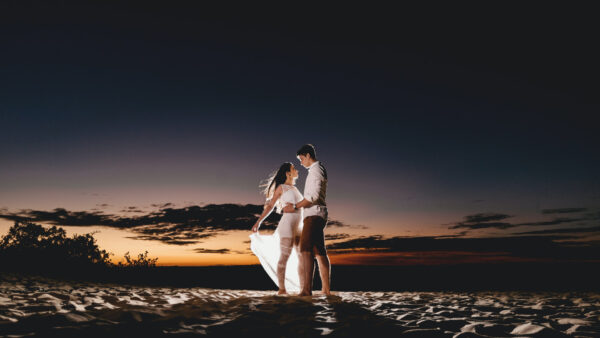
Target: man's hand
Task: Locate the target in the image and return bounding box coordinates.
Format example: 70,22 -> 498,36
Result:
282,203 -> 296,213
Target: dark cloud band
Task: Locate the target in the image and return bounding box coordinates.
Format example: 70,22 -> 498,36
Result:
0,204 -> 358,246
447,209 -> 598,230
328,234 -> 600,261
541,208 -> 588,214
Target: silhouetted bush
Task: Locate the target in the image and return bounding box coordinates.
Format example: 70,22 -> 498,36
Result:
118,251 -> 158,268
0,221 -> 157,275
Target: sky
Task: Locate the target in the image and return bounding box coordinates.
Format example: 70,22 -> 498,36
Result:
1,2 -> 599,266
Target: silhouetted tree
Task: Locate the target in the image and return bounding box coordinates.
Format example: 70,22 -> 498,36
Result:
1,221 -> 68,249
0,221 -> 158,274
0,221 -> 112,272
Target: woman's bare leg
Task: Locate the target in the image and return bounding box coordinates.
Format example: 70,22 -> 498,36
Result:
277,237 -> 293,294
293,236 -> 304,292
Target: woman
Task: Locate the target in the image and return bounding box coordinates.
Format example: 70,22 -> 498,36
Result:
250,162 -> 304,294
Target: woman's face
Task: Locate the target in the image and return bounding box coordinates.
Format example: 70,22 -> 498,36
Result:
287,164 -> 299,182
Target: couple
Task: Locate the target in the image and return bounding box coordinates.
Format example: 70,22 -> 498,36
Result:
250,144 -> 330,296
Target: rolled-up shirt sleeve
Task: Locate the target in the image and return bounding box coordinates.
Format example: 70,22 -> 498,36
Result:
303,161 -> 328,218
304,166 -> 324,204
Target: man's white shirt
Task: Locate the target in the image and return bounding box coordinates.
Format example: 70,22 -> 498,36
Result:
303,161 -> 328,220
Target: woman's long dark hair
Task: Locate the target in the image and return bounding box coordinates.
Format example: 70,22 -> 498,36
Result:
262,162 -> 292,201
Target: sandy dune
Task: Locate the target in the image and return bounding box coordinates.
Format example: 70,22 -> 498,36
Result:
1,275 -> 598,337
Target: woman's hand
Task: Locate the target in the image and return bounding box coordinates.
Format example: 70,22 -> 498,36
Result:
252,221 -> 260,232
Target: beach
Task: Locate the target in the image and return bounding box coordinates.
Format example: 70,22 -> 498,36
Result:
1,275 -> 598,337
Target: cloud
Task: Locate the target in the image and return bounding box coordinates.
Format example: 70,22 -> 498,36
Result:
447,210 -> 596,230
583,211 -> 600,220
324,233 -> 352,241
449,222 -> 515,230
326,220 -> 368,229
326,234 -> 600,261
120,206 -> 145,213
541,208 -> 588,214
0,204 -> 281,245
0,204 -> 359,247
464,213 -> 513,223
515,217 -> 586,227
447,213 -> 515,230
126,232 -> 216,246
434,231 -> 469,238
515,226 -> 600,235
193,248 -> 231,254
151,203 -> 174,208
193,248 -> 246,254
0,208 -> 123,227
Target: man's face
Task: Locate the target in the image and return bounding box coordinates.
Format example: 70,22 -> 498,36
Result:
297,154 -> 310,168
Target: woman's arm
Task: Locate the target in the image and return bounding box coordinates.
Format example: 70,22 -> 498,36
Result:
252,186 -> 283,232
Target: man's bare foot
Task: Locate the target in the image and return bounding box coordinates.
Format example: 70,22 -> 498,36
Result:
277,289 -> 287,295
313,290 -> 332,296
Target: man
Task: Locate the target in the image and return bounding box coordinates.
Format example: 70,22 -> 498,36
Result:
283,144 -> 330,296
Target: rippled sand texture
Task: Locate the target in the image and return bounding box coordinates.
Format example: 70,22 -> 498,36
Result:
0,276 -> 598,337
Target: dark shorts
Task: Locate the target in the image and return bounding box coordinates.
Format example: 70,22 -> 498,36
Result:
300,216 -> 327,256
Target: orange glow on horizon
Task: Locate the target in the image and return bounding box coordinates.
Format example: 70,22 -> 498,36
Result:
109,250 -> 573,267
146,254 -> 259,266
328,251 -> 557,266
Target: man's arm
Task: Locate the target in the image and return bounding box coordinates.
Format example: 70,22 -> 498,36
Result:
282,168 -> 323,213
282,198 -> 312,213
296,199 -> 313,208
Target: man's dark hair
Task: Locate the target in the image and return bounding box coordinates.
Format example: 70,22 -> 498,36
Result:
296,144 -> 317,160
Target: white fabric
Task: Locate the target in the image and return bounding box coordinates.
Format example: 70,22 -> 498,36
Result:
280,184 -> 304,205
303,161 -> 328,219
277,185 -> 304,238
250,184 -> 304,291
250,229 -> 300,292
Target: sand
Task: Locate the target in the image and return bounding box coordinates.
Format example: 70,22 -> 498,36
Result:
0,275 -> 598,337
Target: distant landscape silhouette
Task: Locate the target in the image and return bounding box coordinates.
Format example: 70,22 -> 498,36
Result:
1,221 -> 599,291
0,221 -> 157,276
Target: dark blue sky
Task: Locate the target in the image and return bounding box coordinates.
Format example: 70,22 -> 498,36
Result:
1,2 -> 599,264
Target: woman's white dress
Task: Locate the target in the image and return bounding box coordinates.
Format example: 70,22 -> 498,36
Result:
250,184 -> 303,292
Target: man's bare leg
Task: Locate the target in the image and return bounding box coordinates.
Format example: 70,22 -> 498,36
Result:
299,251 -> 314,296
315,254 -> 331,295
